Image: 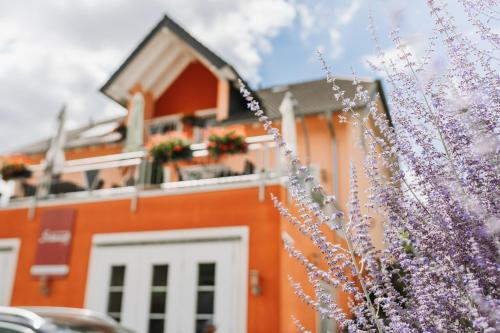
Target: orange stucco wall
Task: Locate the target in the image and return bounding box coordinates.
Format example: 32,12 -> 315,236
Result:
3,109 -> 387,332
154,61 -> 218,118
0,185 -> 282,333
262,111 -> 382,332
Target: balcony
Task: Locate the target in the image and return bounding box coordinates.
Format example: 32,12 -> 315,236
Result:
0,135 -> 283,212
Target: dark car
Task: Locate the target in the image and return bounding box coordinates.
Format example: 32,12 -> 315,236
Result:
0,307 -> 133,333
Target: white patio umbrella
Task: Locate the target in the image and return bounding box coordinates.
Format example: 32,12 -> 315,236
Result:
124,92 -> 145,152
38,106 -> 67,197
45,106 -> 67,175
279,91 -> 297,153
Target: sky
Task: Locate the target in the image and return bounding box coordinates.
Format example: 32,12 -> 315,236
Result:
0,0 -> 474,153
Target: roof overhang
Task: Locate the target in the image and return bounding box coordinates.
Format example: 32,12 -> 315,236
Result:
100,15 -> 239,107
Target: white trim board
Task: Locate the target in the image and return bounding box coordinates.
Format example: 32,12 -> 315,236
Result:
91,226 -> 249,245
31,265 -> 69,276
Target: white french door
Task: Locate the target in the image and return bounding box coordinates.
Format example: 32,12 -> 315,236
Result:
85,231 -> 246,333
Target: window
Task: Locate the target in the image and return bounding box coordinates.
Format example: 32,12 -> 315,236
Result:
107,265 -> 126,322
148,265 -> 169,333
193,110 -> 217,143
195,263 -> 216,333
149,122 -> 179,134
146,115 -> 182,137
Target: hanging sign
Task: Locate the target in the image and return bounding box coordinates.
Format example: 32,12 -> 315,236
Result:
31,209 -> 76,276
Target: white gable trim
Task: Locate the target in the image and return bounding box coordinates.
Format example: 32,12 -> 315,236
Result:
122,31 -> 173,93
104,27 -> 234,104
151,52 -> 193,99
141,45 -> 183,91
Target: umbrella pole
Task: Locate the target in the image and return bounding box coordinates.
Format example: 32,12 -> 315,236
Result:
27,171 -> 52,220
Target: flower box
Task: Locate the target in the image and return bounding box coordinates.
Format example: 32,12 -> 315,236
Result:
207,127 -> 248,158
1,156 -> 32,181
146,132 -> 193,164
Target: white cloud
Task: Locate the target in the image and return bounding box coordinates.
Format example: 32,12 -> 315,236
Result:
360,32 -> 428,75
337,0 -> 362,26
296,4 -> 314,40
362,47 -> 400,74
292,0 -> 363,62
0,0 -> 296,153
329,28 -> 343,59
189,0 -> 296,82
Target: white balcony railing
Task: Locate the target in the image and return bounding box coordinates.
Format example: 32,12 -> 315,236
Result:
0,135 -> 283,216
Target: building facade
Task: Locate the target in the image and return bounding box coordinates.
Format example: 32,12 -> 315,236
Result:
0,15 -> 390,333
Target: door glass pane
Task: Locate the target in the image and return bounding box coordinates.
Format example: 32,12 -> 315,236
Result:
198,264 -> 215,286
195,263 -> 216,333
152,265 -> 169,286
195,319 -> 209,333
196,291 -> 214,314
148,265 -> 169,333
150,292 -> 167,314
107,265 -> 126,322
107,292 -> 123,313
148,319 -> 165,333
110,266 -> 125,286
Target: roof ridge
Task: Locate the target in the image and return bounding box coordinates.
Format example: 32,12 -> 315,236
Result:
160,14 -> 228,69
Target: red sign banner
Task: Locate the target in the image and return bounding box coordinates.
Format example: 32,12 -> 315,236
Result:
31,209 -> 76,276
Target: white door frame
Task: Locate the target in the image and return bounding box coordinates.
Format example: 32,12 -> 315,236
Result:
85,226 -> 249,333
0,238 -> 20,305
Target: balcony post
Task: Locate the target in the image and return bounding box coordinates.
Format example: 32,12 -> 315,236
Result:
258,143 -> 269,202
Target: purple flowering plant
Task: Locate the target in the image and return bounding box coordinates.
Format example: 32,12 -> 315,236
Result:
241,0 -> 499,332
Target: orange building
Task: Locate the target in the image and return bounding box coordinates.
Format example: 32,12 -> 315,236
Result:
0,15 -> 390,333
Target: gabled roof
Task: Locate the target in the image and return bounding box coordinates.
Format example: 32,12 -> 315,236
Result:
257,77 -> 379,118
101,14 -> 245,106
218,77 -> 392,125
